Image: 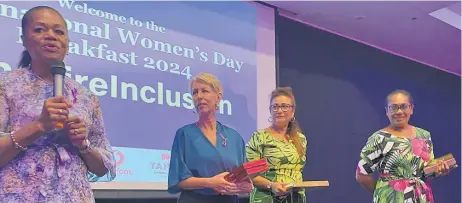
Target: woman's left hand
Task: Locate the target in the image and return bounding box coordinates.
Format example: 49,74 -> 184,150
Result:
220,178 -> 254,195
66,115 -> 87,149
435,160 -> 450,176
235,178 -> 254,193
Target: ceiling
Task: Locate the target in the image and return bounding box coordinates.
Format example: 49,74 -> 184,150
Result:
265,1 -> 461,76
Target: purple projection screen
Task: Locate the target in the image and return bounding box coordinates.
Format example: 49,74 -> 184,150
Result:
0,1 -> 276,190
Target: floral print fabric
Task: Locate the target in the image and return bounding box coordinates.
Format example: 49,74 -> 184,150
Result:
0,68 -> 116,203
357,127 -> 435,203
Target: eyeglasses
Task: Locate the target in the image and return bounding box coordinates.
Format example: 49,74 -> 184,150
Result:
386,104 -> 412,112
270,104 -> 293,112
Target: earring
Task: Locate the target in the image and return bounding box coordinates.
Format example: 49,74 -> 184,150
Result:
291,117 -> 295,122
268,116 -> 273,123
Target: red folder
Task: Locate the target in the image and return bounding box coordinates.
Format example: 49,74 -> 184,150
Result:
225,158 -> 269,182
424,153 -> 458,179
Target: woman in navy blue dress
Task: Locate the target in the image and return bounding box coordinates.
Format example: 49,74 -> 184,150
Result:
168,73 -> 253,203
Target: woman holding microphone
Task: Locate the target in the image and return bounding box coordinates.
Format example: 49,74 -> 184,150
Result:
0,6 -> 116,202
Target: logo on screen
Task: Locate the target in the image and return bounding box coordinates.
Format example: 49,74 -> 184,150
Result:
113,150 -> 125,166
161,153 -> 170,160
113,150 -> 133,175
151,153 -> 170,175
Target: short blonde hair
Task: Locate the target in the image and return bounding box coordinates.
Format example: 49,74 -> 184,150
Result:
190,73 -> 223,94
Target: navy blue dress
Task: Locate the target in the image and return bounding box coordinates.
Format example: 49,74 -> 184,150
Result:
168,121 -> 246,203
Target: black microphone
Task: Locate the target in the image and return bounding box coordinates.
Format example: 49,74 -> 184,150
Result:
51,61 -> 66,129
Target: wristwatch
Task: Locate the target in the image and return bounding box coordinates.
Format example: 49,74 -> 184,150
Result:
78,139 -> 91,154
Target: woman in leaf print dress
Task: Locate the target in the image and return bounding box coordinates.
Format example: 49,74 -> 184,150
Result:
246,87 -> 307,203
356,90 -> 451,203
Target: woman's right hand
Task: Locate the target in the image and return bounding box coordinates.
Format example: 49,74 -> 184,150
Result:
209,172 -> 239,195
36,96 -> 72,132
271,182 -> 289,196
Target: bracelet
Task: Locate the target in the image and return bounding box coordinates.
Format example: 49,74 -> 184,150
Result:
78,139 -> 91,154
266,182 -> 273,191
9,131 -> 27,151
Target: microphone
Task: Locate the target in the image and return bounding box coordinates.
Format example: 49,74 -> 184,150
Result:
51,61 -> 66,129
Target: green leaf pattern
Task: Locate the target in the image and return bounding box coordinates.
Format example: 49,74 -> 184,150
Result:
358,127 -> 435,203
246,130 -> 307,203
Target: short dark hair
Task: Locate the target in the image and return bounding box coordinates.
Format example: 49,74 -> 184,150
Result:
385,89 -> 413,106
18,6 -> 66,68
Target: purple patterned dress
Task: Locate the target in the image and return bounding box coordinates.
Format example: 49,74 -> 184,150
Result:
0,68 -> 116,203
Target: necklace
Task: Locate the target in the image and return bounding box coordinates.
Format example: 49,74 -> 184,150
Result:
268,127 -> 291,144
29,64 -> 52,84
195,122 -> 227,147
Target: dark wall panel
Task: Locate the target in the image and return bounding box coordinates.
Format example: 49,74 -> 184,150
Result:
277,16 -> 461,203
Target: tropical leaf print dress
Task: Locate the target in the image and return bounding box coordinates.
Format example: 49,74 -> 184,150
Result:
246,130 -> 307,203
357,127 -> 435,203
